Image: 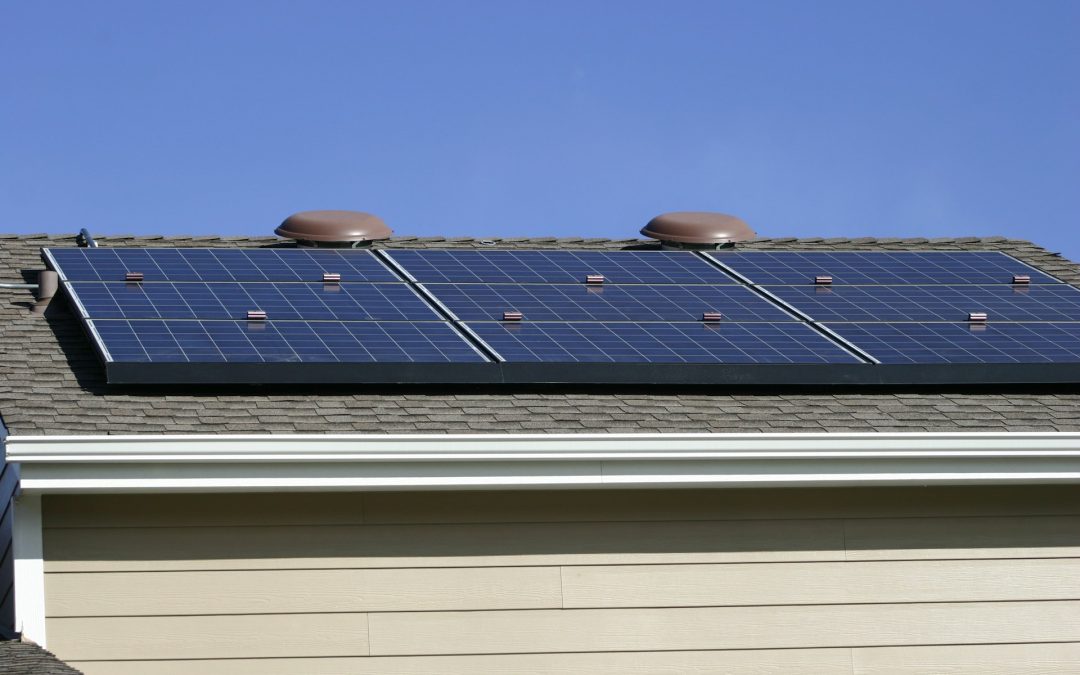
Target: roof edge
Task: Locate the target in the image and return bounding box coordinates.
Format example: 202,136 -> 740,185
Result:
9,432 -> 1080,493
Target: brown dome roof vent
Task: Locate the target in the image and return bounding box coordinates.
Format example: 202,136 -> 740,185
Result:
641,211 -> 756,249
275,210 -> 392,248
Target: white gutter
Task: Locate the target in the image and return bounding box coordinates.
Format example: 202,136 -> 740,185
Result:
6,432 -> 1080,493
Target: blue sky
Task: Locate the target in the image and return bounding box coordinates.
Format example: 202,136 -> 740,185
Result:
4,1 -> 1079,259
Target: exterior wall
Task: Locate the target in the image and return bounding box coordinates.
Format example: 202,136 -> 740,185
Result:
40,486 -> 1080,674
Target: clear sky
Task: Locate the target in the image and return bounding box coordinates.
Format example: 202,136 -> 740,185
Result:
4,1 -> 1079,259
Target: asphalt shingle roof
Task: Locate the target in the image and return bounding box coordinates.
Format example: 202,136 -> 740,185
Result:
0,640 -> 82,674
2,232 -> 1080,436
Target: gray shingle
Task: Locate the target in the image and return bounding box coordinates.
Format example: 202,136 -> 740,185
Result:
1,233 -> 1080,435
0,641 -> 82,674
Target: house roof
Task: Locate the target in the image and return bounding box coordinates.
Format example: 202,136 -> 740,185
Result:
2,232 -> 1080,436
0,640 -> 82,674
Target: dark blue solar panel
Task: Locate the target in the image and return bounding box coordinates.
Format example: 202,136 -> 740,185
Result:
69,282 -> 439,321
766,285 -> 1080,323
465,322 -> 861,363
46,248 -> 399,282
427,284 -> 792,322
384,250 -> 736,284
709,251 -> 1060,285
90,320 -> 487,363
825,322 -> 1080,364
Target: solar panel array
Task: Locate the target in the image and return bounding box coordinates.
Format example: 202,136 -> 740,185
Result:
822,323 -> 1080,365
94,320 -> 486,363
467,322 -> 856,364
70,281 -> 441,321
764,285 -> 1080,323
426,284 -> 793,322
383,250 -> 737,284
49,247 -> 400,282
708,251 -> 1060,286
46,249 -> 486,371
377,250 -> 857,366
706,250 -> 1080,365
42,246 -> 1080,384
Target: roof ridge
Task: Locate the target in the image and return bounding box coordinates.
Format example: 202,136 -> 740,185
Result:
0,233 -> 1035,245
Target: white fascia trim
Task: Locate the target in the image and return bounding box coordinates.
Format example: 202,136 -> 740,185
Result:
6,432 -> 1080,493
12,494 -> 45,647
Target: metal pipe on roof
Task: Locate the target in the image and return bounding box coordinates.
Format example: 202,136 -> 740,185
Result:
1,273 -> 57,295
76,228 -> 97,248
35,270 -> 57,301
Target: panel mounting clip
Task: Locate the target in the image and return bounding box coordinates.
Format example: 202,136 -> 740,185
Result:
585,274 -> 605,285
967,312 -> 988,322
124,272 -> 144,282
502,311 -> 523,321
322,272 -> 342,283
1012,274 -> 1031,285
702,312 -> 723,322
247,310 -> 268,321
814,275 -> 833,285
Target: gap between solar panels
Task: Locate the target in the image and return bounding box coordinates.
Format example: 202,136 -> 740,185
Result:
39,247 -> 1080,385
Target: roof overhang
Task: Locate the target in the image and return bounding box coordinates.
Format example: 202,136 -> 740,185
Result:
5,432 -> 1080,494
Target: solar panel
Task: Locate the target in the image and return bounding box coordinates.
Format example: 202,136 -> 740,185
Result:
465,321 -> 862,363
90,320 -> 488,363
765,285 -> 1080,323
69,281 -> 440,321
46,248 -> 399,282
824,322 -> 1080,364
383,250 -> 736,284
426,283 -> 793,322
708,251 -> 1060,286
43,245 -> 1080,385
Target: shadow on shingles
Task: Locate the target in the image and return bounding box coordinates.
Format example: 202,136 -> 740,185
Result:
41,298 -> 111,395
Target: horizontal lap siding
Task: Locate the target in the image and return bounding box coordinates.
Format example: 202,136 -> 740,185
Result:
69,648 -> 856,675
367,601 -> 1080,654
561,558 -> 1080,607
60,642 -> 1080,675
42,487 -> 1080,673
48,558 -> 1080,616
48,566 -> 563,615
43,518 -> 847,572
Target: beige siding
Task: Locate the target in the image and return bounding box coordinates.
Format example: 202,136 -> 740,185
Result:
42,486 -> 1080,673
49,613 -> 369,660
561,558 -> 1080,607
853,642 -> 1080,674
368,601 -> 1080,654
70,648 -> 855,675
845,515 -> 1080,560
65,643 -> 1080,675
43,518 -> 846,571
48,566 -> 562,616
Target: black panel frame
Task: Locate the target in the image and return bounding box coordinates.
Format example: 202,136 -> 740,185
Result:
104,360 -> 1080,386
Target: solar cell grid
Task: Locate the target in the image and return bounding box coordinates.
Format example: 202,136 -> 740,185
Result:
825,322 -> 1080,364
46,248 -> 399,282
465,321 -> 862,364
69,281 -> 440,321
709,251 -> 1060,285
426,283 -> 793,322
90,320 -> 488,363
766,284 -> 1080,323
384,250 -> 736,284
46,244 -> 1080,383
